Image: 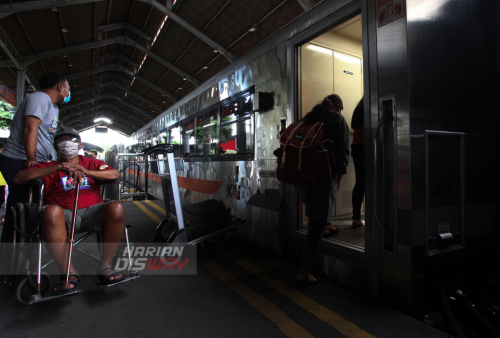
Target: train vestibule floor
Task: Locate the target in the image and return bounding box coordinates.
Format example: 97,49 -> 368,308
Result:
0,201 -> 451,338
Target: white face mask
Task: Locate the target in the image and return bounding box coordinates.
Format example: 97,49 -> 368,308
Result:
57,141 -> 80,159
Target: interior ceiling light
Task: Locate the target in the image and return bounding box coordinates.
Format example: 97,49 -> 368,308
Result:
94,117 -> 112,124
213,49 -> 218,53
68,64 -> 73,67
183,78 -> 186,80
248,27 -> 257,32
62,55 -> 67,58
203,66 -> 208,69
61,28 -> 68,33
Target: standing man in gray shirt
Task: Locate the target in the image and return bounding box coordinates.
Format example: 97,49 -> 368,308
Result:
0,71 -> 70,240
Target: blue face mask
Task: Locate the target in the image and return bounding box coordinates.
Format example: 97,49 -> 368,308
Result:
63,90 -> 71,104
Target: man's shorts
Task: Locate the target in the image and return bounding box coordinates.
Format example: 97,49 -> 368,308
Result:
42,202 -> 112,233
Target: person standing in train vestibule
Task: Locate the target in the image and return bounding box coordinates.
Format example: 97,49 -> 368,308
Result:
350,98 -> 365,229
0,71 -> 70,241
296,94 -> 350,286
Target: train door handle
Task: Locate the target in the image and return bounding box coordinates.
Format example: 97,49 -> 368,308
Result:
373,103 -> 395,236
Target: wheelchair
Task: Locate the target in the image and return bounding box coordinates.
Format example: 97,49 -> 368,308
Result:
1,177 -> 139,305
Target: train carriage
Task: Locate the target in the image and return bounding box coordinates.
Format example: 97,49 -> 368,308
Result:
115,0 -> 499,318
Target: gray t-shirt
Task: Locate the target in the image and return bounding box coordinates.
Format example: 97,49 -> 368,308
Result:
2,92 -> 59,162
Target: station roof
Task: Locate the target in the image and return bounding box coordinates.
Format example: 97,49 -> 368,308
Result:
0,0 -> 322,135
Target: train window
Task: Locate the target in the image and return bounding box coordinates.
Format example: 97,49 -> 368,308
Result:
219,116 -> 254,156
180,119 -> 195,158
219,94 -> 254,158
195,109 -> 219,156
169,125 -> 181,158
221,94 -> 253,123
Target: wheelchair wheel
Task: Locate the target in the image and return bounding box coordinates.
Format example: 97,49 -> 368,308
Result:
16,272 -> 51,305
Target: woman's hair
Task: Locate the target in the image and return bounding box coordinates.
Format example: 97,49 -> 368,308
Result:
305,94 -> 343,122
351,98 -> 364,129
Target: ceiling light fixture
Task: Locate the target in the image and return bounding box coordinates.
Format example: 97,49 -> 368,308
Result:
203,66 -> 208,69
249,27 -> 257,32
68,64 -> 73,67
213,49 -> 218,53
61,28 -> 68,33
62,55 -> 67,58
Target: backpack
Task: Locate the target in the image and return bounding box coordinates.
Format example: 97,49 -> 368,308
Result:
274,111 -> 333,186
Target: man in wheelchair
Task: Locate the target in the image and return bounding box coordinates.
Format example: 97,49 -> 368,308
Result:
14,127 -> 125,293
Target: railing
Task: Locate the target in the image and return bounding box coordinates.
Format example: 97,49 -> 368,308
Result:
117,152 -> 185,200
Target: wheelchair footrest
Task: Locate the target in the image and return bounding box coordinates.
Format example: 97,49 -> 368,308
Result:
31,288 -> 81,304
97,272 -> 140,288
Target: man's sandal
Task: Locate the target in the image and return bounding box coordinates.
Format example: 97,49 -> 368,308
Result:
96,265 -> 125,286
52,273 -> 81,295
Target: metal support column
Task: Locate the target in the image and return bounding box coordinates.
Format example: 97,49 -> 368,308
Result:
16,68 -> 25,106
144,155 -> 149,200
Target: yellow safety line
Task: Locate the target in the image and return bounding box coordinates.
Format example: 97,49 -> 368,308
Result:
144,200 -> 166,216
132,201 -> 162,224
139,203 -> 375,338
199,254 -> 314,338
218,248 -> 376,338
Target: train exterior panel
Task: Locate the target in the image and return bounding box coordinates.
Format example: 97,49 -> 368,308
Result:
114,0 -> 499,317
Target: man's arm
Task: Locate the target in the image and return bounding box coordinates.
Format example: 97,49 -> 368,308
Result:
23,116 -> 42,168
14,164 -> 63,185
62,163 -> 120,181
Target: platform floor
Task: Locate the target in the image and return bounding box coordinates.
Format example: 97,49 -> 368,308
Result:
0,201 -> 451,338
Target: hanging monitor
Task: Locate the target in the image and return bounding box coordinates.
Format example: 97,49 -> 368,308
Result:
95,126 -> 108,133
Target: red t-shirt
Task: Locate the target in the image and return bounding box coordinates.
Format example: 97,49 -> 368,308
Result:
22,155 -> 115,209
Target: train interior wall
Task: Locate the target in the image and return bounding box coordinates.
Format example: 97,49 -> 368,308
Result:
299,14 -> 365,249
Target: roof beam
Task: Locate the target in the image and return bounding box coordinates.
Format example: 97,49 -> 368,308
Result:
137,0 -> 236,63
61,104 -> 110,119
118,85 -> 163,112
95,52 -> 139,67
0,37 -> 126,68
120,37 -> 201,86
62,104 -> 145,125
114,96 -> 155,118
59,94 -> 120,111
94,69 -> 179,102
0,0 -> 105,15
296,0 -> 310,11
0,25 -> 38,90
67,111 -> 137,128
66,64 -> 125,80
71,83 -> 164,112
75,120 -> 133,135
0,36 -> 201,87
60,92 -> 155,119
98,22 -> 152,41
72,82 -> 118,96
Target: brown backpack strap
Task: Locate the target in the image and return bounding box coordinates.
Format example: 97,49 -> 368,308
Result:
280,122 -> 303,169
297,122 -> 321,170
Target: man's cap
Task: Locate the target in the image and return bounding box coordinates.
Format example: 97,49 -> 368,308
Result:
54,127 -> 81,143
82,146 -> 90,151
326,94 -> 343,108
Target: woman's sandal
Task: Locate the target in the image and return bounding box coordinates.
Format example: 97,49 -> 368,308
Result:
52,273 -> 81,295
297,271 -> 320,287
350,220 -> 364,229
96,265 -> 125,285
323,225 -> 340,238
